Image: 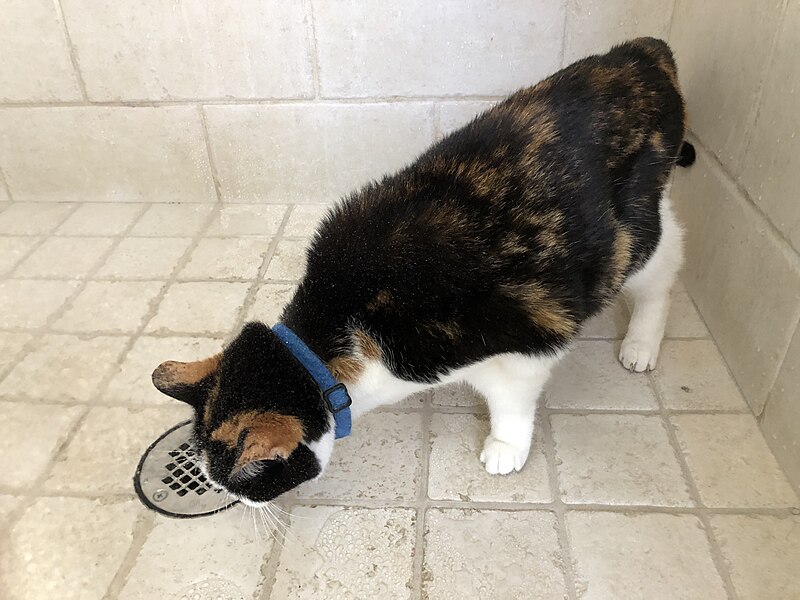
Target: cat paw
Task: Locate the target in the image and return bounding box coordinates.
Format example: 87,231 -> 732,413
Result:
619,338 -> 659,372
479,436 -> 528,475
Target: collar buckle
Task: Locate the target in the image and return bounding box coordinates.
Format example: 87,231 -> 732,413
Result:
322,383 -> 352,413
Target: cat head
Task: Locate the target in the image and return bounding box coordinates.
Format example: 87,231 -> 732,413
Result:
151,321 -> 334,504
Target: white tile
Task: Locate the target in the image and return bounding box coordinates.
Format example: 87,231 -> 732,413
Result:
546,341 -> 658,410
246,283 -> 296,325
62,0 -> 312,101
0,237 -> 41,275
671,414 -> 797,508
146,282 -> 249,335
552,414 -> 692,506
273,506 -> 415,599
0,204 -> 75,235
96,237 -> 193,279
206,204 -> 288,236
55,203 -> 144,236
664,285 -> 709,338
437,101 -> 497,138
13,237 -> 114,278
179,237 -> 270,280
0,0 -> 81,102
428,413 -> 551,503
424,510 -> 567,599
578,299 -> 629,339
264,239 -> 308,281
0,332 -> 33,372
283,204 -> 331,237
106,336 -> 223,406
0,497 -> 139,600
0,107 -> 215,203
429,382 -> 483,408
205,103 -> 434,202
0,402 -> 83,488
314,0 -> 564,97
567,512 -> 726,600
295,412 -> 422,501
130,204 -> 214,237
0,280 -> 79,328
0,495 -> 22,531
53,281 -> 164,333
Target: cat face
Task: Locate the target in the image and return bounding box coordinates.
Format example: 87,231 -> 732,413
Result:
152,322 -> 334,504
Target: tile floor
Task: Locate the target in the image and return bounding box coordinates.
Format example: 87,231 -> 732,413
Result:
0,201 -> 798,600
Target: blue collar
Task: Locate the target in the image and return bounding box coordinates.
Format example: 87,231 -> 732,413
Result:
272,323 -> 352,439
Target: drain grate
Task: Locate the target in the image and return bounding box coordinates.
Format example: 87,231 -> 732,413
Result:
134,420 -> 238,518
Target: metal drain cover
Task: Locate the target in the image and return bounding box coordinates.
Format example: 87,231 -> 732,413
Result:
134,420 -> 238,518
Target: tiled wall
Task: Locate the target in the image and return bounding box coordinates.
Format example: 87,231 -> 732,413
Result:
669,0 -> 800,487
0,3 -> 797,481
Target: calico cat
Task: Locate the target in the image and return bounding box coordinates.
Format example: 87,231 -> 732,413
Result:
152,38 -> 696,504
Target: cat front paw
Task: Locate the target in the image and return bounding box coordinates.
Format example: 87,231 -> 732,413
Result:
619,338 -> 659,372
479,436 -> 529,475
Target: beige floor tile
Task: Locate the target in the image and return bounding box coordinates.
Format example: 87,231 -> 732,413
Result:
429,382 -> 484,408
710,514 -> 800,599
145,281 -> 249,335
119,507 -> 274,600
264,239 -> 308,281
45,405 -> 190,494
0,279 -> 79,328
671,414 -> 797,507
179,237 -> 270,280
0,332 -> 33,372
53,281 -> 163,333
272,506 -> 415,600
0,402 -> 83,487
106,336 -> 223,405
13,237 -> 115,278
578,299 -> 629,339
96,237 -> 193,279
54,203 -> 144,236
546,341 -> 658,410
566,512 -> 726,600
246,283 -> 296,325
424,509 -> 566,600
295,412 -> 422,501
130,204 -> 214,236
428,413 -> 550,503
206,204 -> 287,236
283,204 -> 331,237
0,495 -> 23,531
2,334 -> 129,402
0,203 -> 75,235
0,497 -> 139,600
653,340 -> 748,410
665,287 -> 709,338
0,236 -> 41,275
551,414 -> 692,506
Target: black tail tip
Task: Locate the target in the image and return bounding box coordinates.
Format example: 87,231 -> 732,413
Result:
677,141 -> 696,167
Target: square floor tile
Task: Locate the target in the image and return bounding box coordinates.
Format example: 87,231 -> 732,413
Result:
0,496 -> 23,531
429,382 -> 483,408
0,280 -> 79,328
671,414 -> 797,507
13,237 -> 115,278
0,236 -> 41,275
653,340 -> 748,410
272,506 -> 415,599
205,204 -> 287,236
424,510 -> 566,600
710,514 -> 800,599
0,402 -> 83,487
55,203 -> 144,236
130,204 -> 214,236
53,281 -> 164,333
546,341 -> 658,410
264,239 -> 307,281
0,203 -> 75,235
283,204 -> 330,237
578,299 -> 629,339
246,283 -> 296,325
428,413 -> 550,503
551,414 -> 692,506
0,332 -> 34,372
295,412 -> 422,501
119,507 -> 274,600
179,237 -> 269,279
106,336 -> 223,405
665,286 -> 709,338
566,512 -> 726,600
96,237 -> 193,279
45,405 -> 190,494
2,335 -> 130,402
146,282 -> 249,335
0,497 -> 139,600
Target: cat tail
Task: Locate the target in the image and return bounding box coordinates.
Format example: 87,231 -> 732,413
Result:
676,141 -> 696,167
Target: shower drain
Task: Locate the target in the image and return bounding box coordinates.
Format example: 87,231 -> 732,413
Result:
134,420 -> 238,518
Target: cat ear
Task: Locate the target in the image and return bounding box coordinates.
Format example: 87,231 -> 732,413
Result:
151,354 -> 221,407
211,412 -> 304,472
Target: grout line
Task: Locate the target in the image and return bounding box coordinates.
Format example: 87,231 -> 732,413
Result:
52,0 -> 90,102
0,166 -> 13,202
540,406 -> 579,600
411,396 -> 433,599
304,0 -> 322,99
198,106 -> 224,203
666,0 -> 680,42
103,510 -> 156,600
559,0 -> 571,69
